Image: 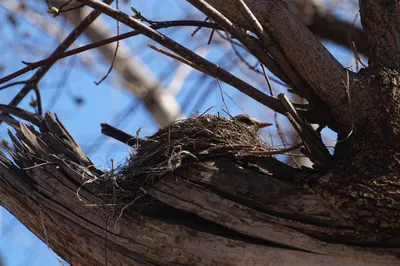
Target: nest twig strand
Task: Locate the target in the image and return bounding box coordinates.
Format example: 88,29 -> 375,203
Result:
117,115 -> 272,186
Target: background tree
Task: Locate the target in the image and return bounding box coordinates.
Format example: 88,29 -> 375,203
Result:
1,0 -> 399,265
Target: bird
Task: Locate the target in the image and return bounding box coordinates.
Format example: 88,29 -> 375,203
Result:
233,114 -> 273,132
101,115 -> 272,147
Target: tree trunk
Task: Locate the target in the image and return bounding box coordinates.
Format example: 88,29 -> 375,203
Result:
1,0 -> 400,265
0,109 -> 399,265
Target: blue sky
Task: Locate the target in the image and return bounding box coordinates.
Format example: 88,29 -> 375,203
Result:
0,1 -> 360,265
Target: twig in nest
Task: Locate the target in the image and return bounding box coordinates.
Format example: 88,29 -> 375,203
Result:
117,115 -> 272,187
114,193 -> 144,230
244,143 -> 303,155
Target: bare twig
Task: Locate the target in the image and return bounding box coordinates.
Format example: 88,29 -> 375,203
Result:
0,81 -> 26,91
233,0 -> 316,101
148,45 -> 212,76
191,17 -> 209,36
207,28 -> 216,45
217,32 -> 288,87
32,85 -> 43,115
0,0 -> 115,124
73,0 -> 289,115
187,0 -> 292,86
260,64 -> 274,97
0,21 -> 220,85
246,142 -> 303,155
94,0 -> 121,85
216,79 -> 230,114
351,41 -> 367,69
348,14 -> 367,71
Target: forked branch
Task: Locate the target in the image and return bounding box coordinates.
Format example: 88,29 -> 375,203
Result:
0,0 -> 114,122
192,0 -> 349,129
75,0 -> 287,115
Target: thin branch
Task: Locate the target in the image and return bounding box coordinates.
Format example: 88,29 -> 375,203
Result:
74,0 -> 287,115
148,45 -> 211,76
191,17 -> 209,36
100,123 -> 147,146
351,41 -> 367,69
32,85 -> 43,116
0,0 -> 115,124
246,142 -> 303,155
94,0 -> 121,85
0,21 -> 220,85
201,0 -> 346,127
0,81 -> 26,91
260,64 -> 274,97
186,0 -> 293,86
216,79 -> 230,114
218,32 -> 288,88
206,0 -> 316,101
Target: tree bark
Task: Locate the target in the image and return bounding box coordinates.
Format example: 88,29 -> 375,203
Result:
0,110 -> 399,265
2,0 -> 400,265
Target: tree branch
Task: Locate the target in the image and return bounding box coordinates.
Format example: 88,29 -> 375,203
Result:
74,0 -> 288,116
195,0 -> 350,129
1,114 -> 399,265
0,0 -> 114,123
61,7 -> 181,126
188,0 -> 321,105
359,0 -> 400,69
288,0 -> 368,56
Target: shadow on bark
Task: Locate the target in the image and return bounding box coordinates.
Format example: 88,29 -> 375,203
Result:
0,111 -> 399,265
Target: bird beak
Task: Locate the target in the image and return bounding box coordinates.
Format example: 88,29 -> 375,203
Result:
257,122 -> 273,129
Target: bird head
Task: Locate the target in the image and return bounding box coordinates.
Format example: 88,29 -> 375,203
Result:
233,114 -> 272,131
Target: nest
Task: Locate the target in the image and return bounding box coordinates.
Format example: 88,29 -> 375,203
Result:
117,114 -> 271,188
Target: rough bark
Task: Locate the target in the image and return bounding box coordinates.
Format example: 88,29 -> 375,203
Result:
1,113 -> 399,265
288,0 -> 368,56
1,0 -> 400,265
195,0 -> 349,128
359,0 -> 400,69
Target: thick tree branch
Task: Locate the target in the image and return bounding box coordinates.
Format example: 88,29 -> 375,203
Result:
287,0 -> 368,56
74,0 -> 289,116
196,0 -> 350,129
1,114 -> 399,265
359,0 -> 400,69
188,0 -> 321,106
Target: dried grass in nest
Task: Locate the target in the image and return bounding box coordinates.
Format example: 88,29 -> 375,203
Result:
117,114 -> 272,189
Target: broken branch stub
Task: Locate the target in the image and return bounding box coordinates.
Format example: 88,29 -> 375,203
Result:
1,111 -> 400,265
